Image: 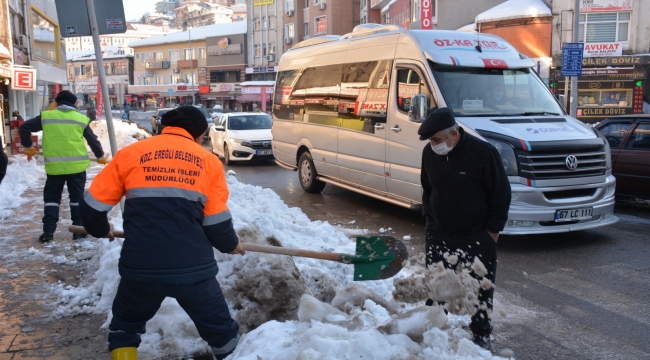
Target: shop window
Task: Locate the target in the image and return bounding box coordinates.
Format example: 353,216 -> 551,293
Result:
598,122 -> 632,149
626,124 -> 650,150
31,7 -> 60,64
315,16 -> 327,34
578,89 -> 631,107
579,12 -> 630,43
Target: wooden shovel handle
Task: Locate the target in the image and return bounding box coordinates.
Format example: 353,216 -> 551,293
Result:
68,226 -> 341,262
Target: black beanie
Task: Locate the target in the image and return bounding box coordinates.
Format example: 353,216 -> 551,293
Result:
418,107 -> 456,141
161,106 -> 208,139
55,90 -> 77,105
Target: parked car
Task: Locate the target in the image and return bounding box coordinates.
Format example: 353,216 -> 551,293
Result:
596,115 -> 650,200
151,108 -> 174,135
208,112 -> 273,165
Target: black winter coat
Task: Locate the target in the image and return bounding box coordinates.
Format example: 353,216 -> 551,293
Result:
421,127 -> 511,236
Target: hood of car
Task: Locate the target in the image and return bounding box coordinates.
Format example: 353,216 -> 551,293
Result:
227,129 -> 272,140
462,116 -> 596,141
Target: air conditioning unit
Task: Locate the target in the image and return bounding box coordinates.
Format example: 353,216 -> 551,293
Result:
318,2 -> 326,10
172,68 -> 181,73
285,38 -> 293,45
286,9 -> 294,17
18,34 -> 28,48
266,54 -> 275,62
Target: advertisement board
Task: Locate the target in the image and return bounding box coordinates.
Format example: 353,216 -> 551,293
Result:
580,0 -> 633,12
583,43 -> 622,57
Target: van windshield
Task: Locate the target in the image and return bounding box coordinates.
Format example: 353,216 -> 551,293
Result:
430,63 -> 564,117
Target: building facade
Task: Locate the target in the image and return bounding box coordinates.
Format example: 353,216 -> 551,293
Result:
64,23 -> 172,53
247,0 -> 284,82
550,0 -> 650,122
129,22 -> 246,109
67,48 -> 134,109
175,0 -> 233,29
204,31 -> 247,110
156,0 -> 180,14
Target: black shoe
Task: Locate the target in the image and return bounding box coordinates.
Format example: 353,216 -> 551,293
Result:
473,334 -> 491,350
73,233 -> 88,240
425,298 -> 434,306
38,233 -> 54,242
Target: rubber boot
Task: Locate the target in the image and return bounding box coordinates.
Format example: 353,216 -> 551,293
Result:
111,347 -> 138,360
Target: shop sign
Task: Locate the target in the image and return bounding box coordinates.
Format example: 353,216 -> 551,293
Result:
199,85 -> 210,94
11,67 -> 36,91
577,107 -> 632,116
582,56 -> 649,66
580,0 -> 633,12
0,63 -> 11,78
245,66 -> 278,74
421,0 -> 433,30
207,43 -> 242,56
241,86 -> 273,94
583,43 -> 622,57
253,0 -> 274,5
633,84 -> 643,113
581,67 -> 634,76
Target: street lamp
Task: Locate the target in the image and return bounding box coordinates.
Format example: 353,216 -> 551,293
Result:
183,21 -> 196,105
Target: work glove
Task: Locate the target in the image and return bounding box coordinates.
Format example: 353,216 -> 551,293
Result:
23,147 -> 36,157
97,155 -> 108,165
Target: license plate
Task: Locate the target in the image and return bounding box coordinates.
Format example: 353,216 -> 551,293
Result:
256,150 -> 273,155
555,207 -> 593,222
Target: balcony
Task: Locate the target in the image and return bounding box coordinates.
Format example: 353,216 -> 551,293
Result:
145,60 -> 171,69
177,59 -> 198,68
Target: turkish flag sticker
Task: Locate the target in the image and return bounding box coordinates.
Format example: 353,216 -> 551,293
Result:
481,58 -> 508,69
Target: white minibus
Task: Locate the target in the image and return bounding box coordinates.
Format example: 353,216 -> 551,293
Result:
271,24 -> 618,234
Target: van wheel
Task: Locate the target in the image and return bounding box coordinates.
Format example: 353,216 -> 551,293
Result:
298,152 -> 326,193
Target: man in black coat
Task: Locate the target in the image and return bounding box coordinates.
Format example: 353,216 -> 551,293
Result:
419,107 -> 511,351
85,103 -> 97,121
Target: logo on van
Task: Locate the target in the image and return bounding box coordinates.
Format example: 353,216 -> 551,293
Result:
565,155 -> 578,171
526,128 -> 539,134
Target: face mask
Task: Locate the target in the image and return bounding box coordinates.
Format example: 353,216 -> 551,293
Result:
431,137 -> 455,155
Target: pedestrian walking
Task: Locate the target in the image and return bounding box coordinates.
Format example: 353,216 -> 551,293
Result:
124,102 -> 131,120
19,90 -> 106,242
85,103 -> 97,121
13,110 -> 23,121
418,107 -> 511,351
80,106 -> 245,360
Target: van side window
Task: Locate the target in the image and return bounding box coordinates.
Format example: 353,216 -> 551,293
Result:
396,67 -> 436,113
340,60 -> 393,134
274,70 -> 304,121
295,64 -> 343,127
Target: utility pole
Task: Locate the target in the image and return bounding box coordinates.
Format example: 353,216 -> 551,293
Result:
183,22 -> 196,106
570,0 -> 580,117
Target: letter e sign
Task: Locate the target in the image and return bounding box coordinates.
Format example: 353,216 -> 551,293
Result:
11,68 -> 36,91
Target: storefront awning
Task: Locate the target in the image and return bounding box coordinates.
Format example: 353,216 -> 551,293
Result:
237,94 -> 271,102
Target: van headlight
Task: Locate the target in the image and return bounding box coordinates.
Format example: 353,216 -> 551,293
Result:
485,138 -> 519,176
593,128 -> 612,171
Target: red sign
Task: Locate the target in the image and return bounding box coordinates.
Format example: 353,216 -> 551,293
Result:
53,84 -> 61,98
177,85 -> 188,91
633,85 -> 643,113
11,68 -> 36,91
217,37 -> 230,49
421,0 -> 433,30
481,58 -> 508,69
12,135 -> 39,155
96,77 -> 104,119
199,85 -> 210,94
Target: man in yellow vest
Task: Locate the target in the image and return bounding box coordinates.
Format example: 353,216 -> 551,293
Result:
19,90 -> 107,242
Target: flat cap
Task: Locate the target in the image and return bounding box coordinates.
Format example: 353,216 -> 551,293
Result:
418,107 -> 456,141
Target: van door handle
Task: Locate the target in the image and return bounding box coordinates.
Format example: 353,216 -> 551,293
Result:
391,125 -> 401,133
374,123 -> 385,130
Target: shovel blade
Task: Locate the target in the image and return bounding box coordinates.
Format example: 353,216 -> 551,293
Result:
351,236 -> 408,281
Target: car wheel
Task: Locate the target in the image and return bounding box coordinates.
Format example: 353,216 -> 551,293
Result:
224,143 -> 232,166
298,152 -> 326,193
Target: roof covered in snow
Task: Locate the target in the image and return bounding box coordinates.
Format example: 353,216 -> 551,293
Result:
457,23 -> 477,32
129,21 -> 246,48
475,0 -> 552,24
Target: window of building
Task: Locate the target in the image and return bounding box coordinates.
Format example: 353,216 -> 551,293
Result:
254,17 -> 261,31
30,8 -> 60,64
184,73 -> 196,84
153,51 -> 164,60
135,53 -> 140,59
315,16 -> 327,34
114,63 -> 127,75
285,23 -> 295,38
269,43 -> 276,55
68,66 -> 74,80
168,49 -> 179,62
154,75 -> 163,85
141,52 -> 149,65
254,44 -> 261,57
199,47 -> 207,59
304,21 -> 310,37
579,12 -> 630,43
210,70 -> 241,83
80,64 -> 87,75
269,16 -> 276,29
171,74 -> 180,83
313,0 -> 323,4
304,0 -> 309,8
183,48 -> 195,60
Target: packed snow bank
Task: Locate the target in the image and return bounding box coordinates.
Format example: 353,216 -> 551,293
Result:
0,156 -> 45,219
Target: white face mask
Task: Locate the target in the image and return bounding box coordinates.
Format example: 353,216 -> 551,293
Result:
431,137 -> 455,155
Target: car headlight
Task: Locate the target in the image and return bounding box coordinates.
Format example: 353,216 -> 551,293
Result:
231,138 -> 244,144
485,138 -> 519,176
231,139 -> 252,147
593,128 -> 612,171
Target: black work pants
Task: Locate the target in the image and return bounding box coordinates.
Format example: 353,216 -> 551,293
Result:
43,171 -> 86,234
426,229 -> 497,336
108,277 -> 239,353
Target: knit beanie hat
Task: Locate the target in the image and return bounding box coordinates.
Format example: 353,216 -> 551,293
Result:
55,90 -> 77,106
161,106 -> 208,139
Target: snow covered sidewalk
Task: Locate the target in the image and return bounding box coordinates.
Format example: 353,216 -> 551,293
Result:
1,120 -> 516,360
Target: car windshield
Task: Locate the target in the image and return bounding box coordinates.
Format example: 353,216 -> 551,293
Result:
228,115 -> 273,130
430,62 -> 565,117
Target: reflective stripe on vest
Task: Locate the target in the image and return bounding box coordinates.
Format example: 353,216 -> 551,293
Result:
41,109 -> 91,175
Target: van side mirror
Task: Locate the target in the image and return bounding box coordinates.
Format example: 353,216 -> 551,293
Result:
409,94 -> 428,123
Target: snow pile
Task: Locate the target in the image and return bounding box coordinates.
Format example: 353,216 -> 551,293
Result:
87,119 -> 150,158
475,0 -> 551,23
0,156 -> 45,219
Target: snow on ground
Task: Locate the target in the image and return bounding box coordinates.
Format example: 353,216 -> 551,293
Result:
2,122 -> 514,359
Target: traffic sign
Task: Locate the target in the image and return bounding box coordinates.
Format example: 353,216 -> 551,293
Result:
560,42 -> 584,77
55,0 -> 127,38
168,89 -> 174,95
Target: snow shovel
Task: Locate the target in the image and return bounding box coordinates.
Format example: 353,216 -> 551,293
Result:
68,225 -> 408,281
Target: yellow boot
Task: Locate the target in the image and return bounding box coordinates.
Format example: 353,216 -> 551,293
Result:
111,347 -> 138,360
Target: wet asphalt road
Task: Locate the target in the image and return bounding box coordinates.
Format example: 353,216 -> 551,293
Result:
220,157 -> 650,360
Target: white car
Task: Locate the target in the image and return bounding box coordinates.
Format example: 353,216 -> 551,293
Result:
208,112 -> 274,165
